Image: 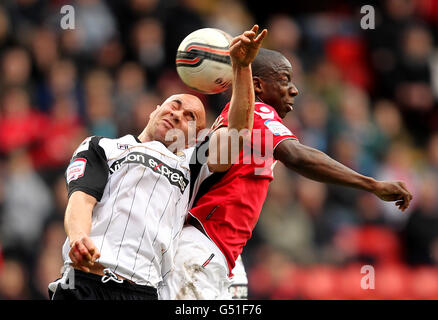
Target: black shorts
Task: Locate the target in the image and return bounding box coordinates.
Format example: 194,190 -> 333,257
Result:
50,269 -> 158,300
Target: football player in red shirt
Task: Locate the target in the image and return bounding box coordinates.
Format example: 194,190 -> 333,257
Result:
159,48 -> 413,300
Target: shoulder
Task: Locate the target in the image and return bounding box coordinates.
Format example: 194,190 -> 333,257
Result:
72,136 -> 102,157
211,103 -> 231,132
98,134 -> 138,150
253,102 -> 280,121
181,145 -> 196,160
74,135 -> 140,161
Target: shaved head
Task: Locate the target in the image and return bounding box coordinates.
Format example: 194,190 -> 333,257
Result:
252,48 -> 289,79
163,94 -> 206,130
139,93 -> 206,150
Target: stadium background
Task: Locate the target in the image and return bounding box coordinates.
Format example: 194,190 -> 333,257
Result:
0,0 -> 437,300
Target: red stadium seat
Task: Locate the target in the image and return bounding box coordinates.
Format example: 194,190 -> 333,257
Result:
409,266 -> 438,299
300,265 -> 342,300
374,263 -> 411,299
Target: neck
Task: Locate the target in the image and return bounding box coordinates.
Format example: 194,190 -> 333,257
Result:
255,96 -> 265,104
138,127 -> 152,143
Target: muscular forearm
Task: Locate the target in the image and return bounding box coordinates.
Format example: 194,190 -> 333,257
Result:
208,26 -> 265,172
276,141 -> 378,193
64,191 -> 96,245
227,64 -> 255,132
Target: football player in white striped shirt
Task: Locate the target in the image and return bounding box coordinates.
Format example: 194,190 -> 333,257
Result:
49,25 -> 267,300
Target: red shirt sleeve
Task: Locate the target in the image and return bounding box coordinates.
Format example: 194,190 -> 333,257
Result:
252,102 -> 298,150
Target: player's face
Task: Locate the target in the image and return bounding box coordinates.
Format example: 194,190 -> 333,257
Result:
149,94 -> 206,148
257,57 -> 299,118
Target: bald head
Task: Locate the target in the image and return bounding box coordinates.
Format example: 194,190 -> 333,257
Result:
163,94 -> 206,130
139,93 -> 206,150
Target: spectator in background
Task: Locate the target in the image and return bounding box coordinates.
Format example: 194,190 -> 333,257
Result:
373,99 -> 410,144
307,58 -> 343,112
29,27 -> 59,85
0,87 -> 46,156
256,165 -> 318,265
0,150 -> 52,261
161,0 -> 204,68
297,95 -> 329,153
247,245 -> 299,300
394,24 -> 435,143
324,134 -> 362,227
46,174 -> 70,225
367,0 -> 417,98
356,192 -> 385,226
332,85 -> 387,176
84,69 -> 117,138
0,257 -> 31,299
131,18 -> 165,83
208,0 -> 254,36
37,59 -> 84,116
74,0 -> 117,54
31,97 -> 86,177
106,0 -> 162,59
403,173 -> 438,265
0,245 -> 3,272
265,15 -> 301,56
376,142 -> 417,228
1,47 -> 32,90
95,37 -> 125,72
114,62 -> 147,135
0,5 -> 12,48
427,132 -> 438,173
33,220 -> 65,299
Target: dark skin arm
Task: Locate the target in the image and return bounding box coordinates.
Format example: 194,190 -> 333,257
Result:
274,139 -> 413,211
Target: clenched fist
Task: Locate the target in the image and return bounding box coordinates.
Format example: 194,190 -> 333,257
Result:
69,235 -> 101,273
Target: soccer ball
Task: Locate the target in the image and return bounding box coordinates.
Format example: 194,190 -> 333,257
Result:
176,28 -> 233,94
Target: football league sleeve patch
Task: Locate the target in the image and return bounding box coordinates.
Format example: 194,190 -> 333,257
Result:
66,136 -> 109,201
263,119 -> 299,152
264,120 -> 293,136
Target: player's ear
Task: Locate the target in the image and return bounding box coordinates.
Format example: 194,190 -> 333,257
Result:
253,76 -> 263,95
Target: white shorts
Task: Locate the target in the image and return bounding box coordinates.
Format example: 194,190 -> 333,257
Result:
159,225 -> 232,300
228,255 -> 248,300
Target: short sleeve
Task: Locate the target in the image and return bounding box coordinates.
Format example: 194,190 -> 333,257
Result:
251,103 -> 298,152
65,136 -> 109,201
263,119 -> 298,150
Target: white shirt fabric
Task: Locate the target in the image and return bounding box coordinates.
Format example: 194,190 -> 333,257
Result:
62,135 -> 196,288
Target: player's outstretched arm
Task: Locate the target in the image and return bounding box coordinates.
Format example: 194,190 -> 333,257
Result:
208,25 -> 267,172
227,24 -> 267,132
65,191 -> 101,272
274,139 -> 413,211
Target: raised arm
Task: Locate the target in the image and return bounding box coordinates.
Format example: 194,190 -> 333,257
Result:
274,139 -> 413,211
208,25 -> 267,172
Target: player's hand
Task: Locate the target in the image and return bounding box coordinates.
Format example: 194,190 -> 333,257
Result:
69,235 -> 100,273
229,25 -> 267,67
373,180 -> 413,212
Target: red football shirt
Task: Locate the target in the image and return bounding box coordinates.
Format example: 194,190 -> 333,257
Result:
188,102 -> 298,275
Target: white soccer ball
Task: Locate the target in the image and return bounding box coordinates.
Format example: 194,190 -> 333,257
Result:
176,28 -> 233,94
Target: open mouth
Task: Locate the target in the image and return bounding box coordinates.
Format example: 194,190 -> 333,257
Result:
286,103 -> 294,111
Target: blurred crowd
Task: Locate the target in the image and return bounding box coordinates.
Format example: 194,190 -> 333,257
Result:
0,0 -> 437,299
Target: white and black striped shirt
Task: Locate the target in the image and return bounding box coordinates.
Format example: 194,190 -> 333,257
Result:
62,134 -> 205,288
